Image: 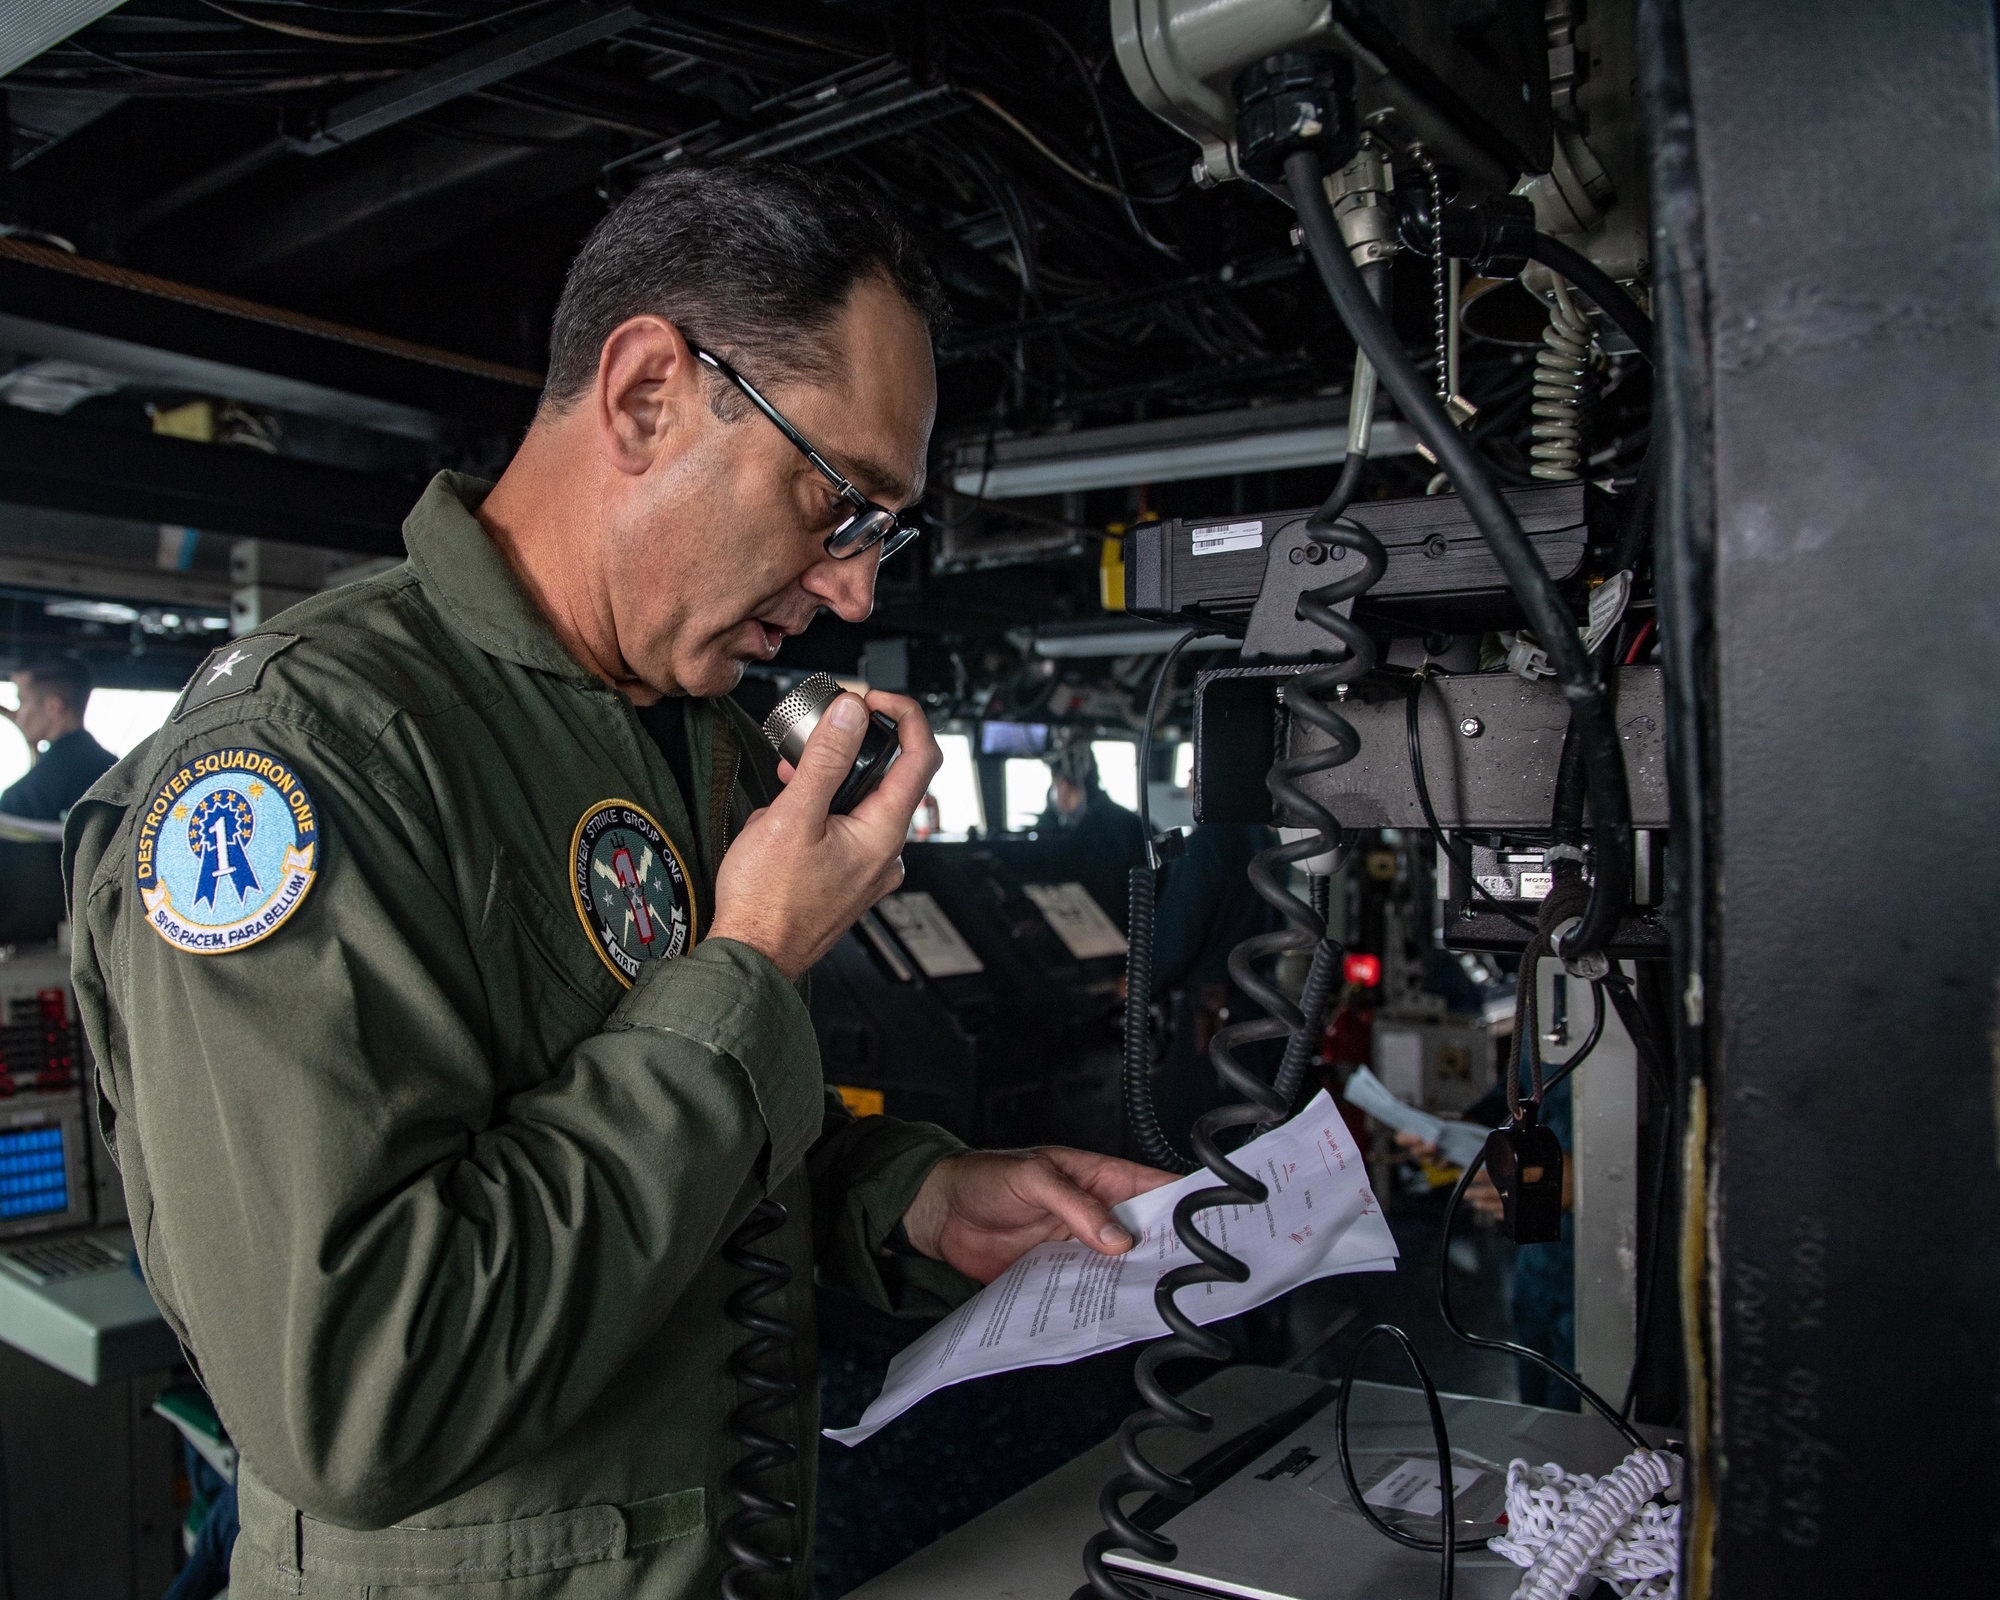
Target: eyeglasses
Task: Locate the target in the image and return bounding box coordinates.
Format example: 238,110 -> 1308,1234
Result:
690,344 -> 918,561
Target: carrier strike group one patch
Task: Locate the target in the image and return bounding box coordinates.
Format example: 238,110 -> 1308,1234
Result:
135,747 -> 319,954
570,799 -> 696,986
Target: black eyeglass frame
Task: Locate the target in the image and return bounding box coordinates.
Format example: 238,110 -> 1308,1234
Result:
691,344 -> 918,561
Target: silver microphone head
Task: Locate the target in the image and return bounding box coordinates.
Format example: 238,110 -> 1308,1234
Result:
762,672 -> 842,766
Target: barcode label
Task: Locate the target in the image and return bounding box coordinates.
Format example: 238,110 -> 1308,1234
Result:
1189,520 -> 1263,556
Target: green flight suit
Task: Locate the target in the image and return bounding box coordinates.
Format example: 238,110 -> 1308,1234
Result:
65,472 -> 972,1598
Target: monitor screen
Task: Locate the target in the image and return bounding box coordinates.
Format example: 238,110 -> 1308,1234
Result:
980,721 -> 1050,758
0,1124 -> 67,1220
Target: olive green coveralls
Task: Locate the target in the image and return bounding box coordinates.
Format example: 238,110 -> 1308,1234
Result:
65,473 -> 971,1597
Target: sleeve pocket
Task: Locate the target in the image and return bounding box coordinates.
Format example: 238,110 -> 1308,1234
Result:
475,846 -> 623,1091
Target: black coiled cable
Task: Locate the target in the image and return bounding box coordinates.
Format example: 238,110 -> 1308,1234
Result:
1123,861 -> 1183,1171
718,1197 -> 797,1600
1123,628 -> 1213,1175
1267,928 -> 1342,1126
1081,159 -> 1661,1595
1082,292 -> 1387,1598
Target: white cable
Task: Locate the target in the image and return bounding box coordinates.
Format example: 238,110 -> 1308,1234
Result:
1488,1449 -> 1680,1600
1529,278 -> 1591,481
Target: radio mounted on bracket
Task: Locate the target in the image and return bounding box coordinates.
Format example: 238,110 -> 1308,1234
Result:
1123,482 -> 1667,955
1125,481 -> 1602,653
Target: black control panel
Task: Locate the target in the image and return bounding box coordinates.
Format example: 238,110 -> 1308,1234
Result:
1124,481 -> 1605,644
811,840 -> 1130,1151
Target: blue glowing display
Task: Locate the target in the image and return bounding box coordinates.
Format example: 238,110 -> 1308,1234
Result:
0,1126 -> 67,1219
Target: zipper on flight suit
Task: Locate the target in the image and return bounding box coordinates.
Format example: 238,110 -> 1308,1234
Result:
716,735 -> 743,856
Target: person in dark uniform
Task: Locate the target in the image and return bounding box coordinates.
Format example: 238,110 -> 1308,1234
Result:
1033,739 -> 1147,930
3,657 -> 115,822
0,657 -> 114,940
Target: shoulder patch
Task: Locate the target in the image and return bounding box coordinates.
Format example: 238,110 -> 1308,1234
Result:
570,799 -> 696,987
135,747 -> 320,955
174,634 -> 298,722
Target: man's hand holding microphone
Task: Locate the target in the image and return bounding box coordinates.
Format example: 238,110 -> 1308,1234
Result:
709,683 -> 936,979
707,685 -> 1175,1282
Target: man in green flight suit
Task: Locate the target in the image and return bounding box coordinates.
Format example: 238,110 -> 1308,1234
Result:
65,163 -> 1172,1599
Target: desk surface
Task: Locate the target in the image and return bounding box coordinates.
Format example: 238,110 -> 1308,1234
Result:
0,1228 -> 179,1384
846,1365 -> 1325,1600
846,1366 -> 1662,1600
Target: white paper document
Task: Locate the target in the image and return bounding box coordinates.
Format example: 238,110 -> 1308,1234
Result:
1024,881 -> 1128,960
825,1092 -> 1398,1447
875,891 -> 983,978
1342,1065 -> 1492,1169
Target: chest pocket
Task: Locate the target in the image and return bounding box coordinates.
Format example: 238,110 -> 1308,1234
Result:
476,844 -> 623,1095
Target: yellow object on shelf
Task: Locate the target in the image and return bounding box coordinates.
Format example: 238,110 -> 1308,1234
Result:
836,1084 -> 884,1118
1099,532 -> 1126,612
150,399 -> 214,442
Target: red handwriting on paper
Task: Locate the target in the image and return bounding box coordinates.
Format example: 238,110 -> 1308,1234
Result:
1318,1126 -> 1351,1178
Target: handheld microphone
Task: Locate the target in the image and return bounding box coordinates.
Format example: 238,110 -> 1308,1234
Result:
761,672 -> 901,815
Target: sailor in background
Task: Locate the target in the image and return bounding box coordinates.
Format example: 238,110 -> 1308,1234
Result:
2,656 -> 115,822
1033,735 -> 1146,931
0,657 -> 114,940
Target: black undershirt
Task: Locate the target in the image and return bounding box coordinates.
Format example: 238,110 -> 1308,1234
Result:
633,697 -> 697,819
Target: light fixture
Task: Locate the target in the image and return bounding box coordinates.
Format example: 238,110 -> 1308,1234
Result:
1027,627 -> 1241,659
948,396 -> 1418,500
43,598 -> 139,625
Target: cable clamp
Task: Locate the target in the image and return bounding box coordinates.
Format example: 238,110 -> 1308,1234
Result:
1543,844 -> 1587,867
1551,915 -> 1611,980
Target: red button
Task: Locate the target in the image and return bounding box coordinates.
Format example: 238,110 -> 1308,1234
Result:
1344,953 -> 1382,987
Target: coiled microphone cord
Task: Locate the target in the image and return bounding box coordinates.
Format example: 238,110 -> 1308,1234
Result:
718,1198 -> 797,1599
1530,280 -> 1592,481
1082,392 -> 1387,1600
1123,627 -> 1215,1175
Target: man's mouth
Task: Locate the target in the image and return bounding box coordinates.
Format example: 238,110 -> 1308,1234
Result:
751,620 -> 787,659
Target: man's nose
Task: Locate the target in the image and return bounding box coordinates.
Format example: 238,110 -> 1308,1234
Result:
802,548 -> 879,623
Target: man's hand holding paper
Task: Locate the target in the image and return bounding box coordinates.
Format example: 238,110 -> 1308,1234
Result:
828,1091 -> 1398,1446
901,1146 -> 1178,1285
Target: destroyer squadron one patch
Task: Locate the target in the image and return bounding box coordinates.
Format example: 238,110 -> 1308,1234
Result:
136,748 -> 320,954
570,798 -> 695,986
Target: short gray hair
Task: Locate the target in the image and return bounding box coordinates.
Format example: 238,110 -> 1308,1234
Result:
542,163 -> 946,413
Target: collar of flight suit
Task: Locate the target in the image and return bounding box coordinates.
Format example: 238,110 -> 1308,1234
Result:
400,469 -> 736,895
401,470 -> 610,688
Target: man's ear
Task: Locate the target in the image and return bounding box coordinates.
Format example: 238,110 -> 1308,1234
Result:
592,316 -> 702,477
